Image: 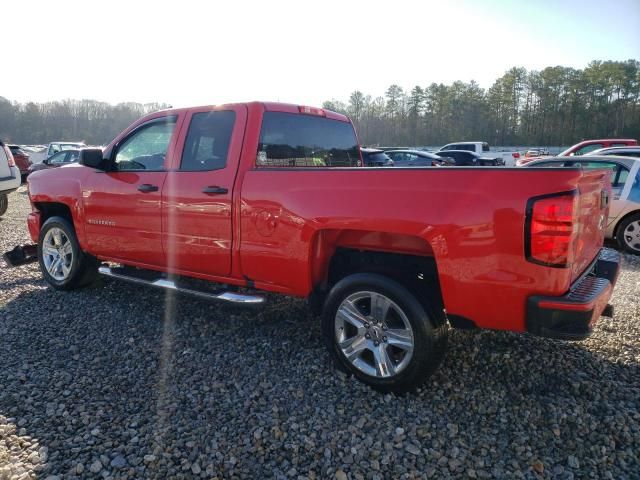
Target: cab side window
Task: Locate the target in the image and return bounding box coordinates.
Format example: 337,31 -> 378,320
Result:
180,111 -> 235,171
114,117 -> 176,171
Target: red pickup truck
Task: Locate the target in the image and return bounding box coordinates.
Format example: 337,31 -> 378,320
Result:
25,102 -> 621,392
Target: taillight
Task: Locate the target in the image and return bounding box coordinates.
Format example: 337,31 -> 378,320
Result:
512,152 -> 521,159
5,147 -> 16,167
298,105 -> 326,116
526,192 -> 578,267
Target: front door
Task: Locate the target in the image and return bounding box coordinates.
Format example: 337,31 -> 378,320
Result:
83,115 -> 181,267
161,105 -> 246,277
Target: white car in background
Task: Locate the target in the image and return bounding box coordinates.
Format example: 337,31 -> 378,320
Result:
526,155 -> 640,254
45,141 -> 86,159
0,139 -> 21,217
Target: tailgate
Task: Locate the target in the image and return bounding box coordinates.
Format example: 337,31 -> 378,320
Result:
571,169 -> 611,282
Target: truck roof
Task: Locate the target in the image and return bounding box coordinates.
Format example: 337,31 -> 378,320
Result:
156,102 -> 350,123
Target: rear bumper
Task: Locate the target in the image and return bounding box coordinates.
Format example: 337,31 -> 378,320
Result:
526,248 -> 621,340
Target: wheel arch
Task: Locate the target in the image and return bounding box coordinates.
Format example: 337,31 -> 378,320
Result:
34,201 -> 87,249
307,228 -> 445,326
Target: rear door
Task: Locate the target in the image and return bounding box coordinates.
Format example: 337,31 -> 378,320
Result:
161,105 -> 246,277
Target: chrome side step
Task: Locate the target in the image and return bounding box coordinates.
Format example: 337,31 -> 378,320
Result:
98,266 -> 265,305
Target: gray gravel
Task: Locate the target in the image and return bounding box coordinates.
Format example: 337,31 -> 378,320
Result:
1,187 -> 639,479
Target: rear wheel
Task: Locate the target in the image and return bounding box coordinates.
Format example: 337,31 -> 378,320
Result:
0,194 -> 7,217
616,213 -> 640,255
38,216 -> 98,290
322,273 -> 448,393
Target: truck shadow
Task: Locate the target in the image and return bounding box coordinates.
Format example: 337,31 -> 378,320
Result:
0,275 -> 637,477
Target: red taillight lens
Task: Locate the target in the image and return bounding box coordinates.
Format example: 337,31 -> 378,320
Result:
5,147 -> 16,167
298,105 -> 326,116
512,152 -> 521,159
527,193 -> 577,267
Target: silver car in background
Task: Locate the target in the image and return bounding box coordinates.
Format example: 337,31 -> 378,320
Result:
526,155 -> 640,254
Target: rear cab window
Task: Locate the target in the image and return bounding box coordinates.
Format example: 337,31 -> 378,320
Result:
257,112 -> 360,167
482,142 -> 490,152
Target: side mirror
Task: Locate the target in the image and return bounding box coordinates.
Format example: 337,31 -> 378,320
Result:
79,148 -> 109,170
42,158 -> 49,165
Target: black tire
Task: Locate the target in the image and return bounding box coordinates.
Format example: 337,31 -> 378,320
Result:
0,194 -> 7,217
38,216 -> 99,290
322,273 -> 448,393
616,213 -> 640,255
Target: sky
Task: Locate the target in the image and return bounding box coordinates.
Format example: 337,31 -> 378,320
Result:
2,0 -> 639,108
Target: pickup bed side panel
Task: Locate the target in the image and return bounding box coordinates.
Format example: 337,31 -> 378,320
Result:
240,168 -> 596,332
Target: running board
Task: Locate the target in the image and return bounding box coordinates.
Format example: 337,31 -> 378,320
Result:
98,266 -> 265,305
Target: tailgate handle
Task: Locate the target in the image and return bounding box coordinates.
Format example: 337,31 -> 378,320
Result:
202,186 -> 228,195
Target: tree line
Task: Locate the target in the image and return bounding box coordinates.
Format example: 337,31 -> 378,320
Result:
0,98 -> 170,145
323,59 -> 640,147
1,59 -> 638,148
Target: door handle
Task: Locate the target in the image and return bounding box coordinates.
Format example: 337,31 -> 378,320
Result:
202,186 -> 228,194
138,184 -> 159,193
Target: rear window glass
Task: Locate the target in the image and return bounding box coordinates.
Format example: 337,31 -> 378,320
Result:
257,112 -> 360,167
482,143 -> 490,152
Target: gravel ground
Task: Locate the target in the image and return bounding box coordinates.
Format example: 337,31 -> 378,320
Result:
0,187 -> 638,480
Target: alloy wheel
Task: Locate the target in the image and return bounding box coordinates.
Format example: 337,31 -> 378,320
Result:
42,227 -> 73,281
334,291 -> 414,378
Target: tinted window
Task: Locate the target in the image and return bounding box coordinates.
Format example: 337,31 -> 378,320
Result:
369,152 -> 391,164
611,143 -> 630,147
181,111 -> 235,171
459,144 -> 475,152
114,118 -> 176,171
616,151 -> 640,157
257,112 -> 360,167
482,143 -> 490,152
574,143 -> 603,155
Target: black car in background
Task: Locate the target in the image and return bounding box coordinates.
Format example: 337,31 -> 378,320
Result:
386,149 -> 455,167
434,150 -> 503,166
361,148 -> 394,166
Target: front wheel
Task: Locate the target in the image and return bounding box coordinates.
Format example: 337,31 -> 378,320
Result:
616,213 -> 640,255
38,216 -> 98,290
322,273 -> 448,393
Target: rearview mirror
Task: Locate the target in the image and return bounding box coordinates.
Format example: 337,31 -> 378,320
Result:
79,148 -> 108,170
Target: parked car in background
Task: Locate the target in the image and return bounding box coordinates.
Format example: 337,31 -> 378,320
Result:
438,142 -> 520,166
559,139 -> 638,157
585,146 -> 640,158
361,148 -> 394,166
526,155 -> 640,254
28,149 -> 80,174
434,150 -> 502,166
45,142 -> 86,159
385,149 -> 455,166
517,139 -> 638,166
8,145 -> 32,181
0,139 -> 21,217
